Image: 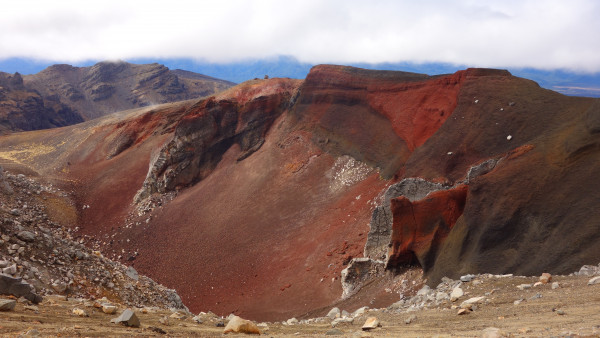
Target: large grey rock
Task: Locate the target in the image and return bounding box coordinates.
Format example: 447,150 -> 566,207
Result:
223,315 -> 261,334
327,307 -> 341,319
578,265 -> 600,276
0,298 -> 16,311
450,287 -> 464,302
588,276 -> 600,285
0,274 -> 42,303
125,266 -> 139,281
2,264 -> 16,275
16,231 -> 35,242
340,258 -> 384,298
111,308 -> 140,327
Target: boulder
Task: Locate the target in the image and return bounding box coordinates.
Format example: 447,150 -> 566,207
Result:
72,308 -> 88,317
0,274 -> 42,303
102,304 -> 118,314
223,315 -> 261,334
361,317 -> 380,331
539,273 -> 552,284
460,296 -> 485,309
16,231 -> 36,242
588,276 -> 600,285
450,287 -> 464,302
327,307 -> 341,319
0,298 -> 16,311
111,309 -> 140,328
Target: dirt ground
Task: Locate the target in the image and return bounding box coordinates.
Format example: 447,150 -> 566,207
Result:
2,272 -> 600,337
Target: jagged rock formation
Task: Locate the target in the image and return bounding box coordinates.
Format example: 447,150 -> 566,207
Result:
0,61 -> 234,134
134,78 -> 299,202
0,72 -> 83,133
364,178 -> 446,261
0,65 -> 599,322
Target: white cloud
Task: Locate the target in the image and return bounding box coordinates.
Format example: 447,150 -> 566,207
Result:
1,0 -> 599,72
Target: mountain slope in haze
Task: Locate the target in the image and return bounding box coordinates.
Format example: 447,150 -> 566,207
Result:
0,65 -> 599,322
0,72 -> 83,134
0,61 -> 235,134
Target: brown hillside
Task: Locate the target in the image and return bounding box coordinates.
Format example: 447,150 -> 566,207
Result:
0,66 -> 598,323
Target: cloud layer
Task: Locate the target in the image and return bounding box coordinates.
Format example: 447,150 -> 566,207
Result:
2,0 -> 599,72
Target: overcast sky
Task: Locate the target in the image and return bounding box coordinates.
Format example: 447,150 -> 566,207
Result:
1,0 -> 599,72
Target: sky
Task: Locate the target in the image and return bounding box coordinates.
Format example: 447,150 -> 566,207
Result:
1,0 -> 599,73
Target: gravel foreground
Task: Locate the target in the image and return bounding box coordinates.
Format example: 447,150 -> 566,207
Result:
2,271 -> 600,337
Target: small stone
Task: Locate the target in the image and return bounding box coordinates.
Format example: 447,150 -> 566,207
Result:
517,283 -> 532,290
2,264 -> 17,275
506,135 -> 512,140
72,308 -> 88,317
436,292 -> 450,301
588,276 -> 600,285
159,316 -> 170,326
325,328 -> 344,335
223,315 -> 261,334
327,307 -> 341,319
551,282 -> 560,289
533,282 -> 543,287
514,299 -> 524,305
457,308 -> 470,315
0,299 -> 16,311
170,312 -> 187,320
24,305 -> 39,312
287,317 -> 299,325
23,328 -> 40,337
416,285 -> 431,296
361,317 -> 380,331
125,266 -> 139,281
540,272 -> 552,284
481,327 -> 502,338
16,231 -> 35,242
460,274 -> 475,282
450,287 -> 464,302
149,326 -> 166,334
460,296 -> 485,309
404,314 -> 416,324
556,309 -> 565,315
192,315 -> 203,324
215,321 -> 225,327
529,293 -> 542,300
352,306 -> 368,318
102,304 -> 118,314
111,309 -> 140,328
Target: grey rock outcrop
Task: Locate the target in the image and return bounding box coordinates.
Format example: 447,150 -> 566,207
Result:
0,274 -> 42,303
341,258 -> 384,299
364,178 -> 446,260
0,298 -> 16,311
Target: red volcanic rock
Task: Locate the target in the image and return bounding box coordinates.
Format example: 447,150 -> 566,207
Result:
387,185 -> 468,270
292,65 -> 467,178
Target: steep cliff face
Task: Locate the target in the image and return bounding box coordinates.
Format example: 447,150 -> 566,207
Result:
0,65 -> 599,322
0,72 -> 83,134
0,61 -> 234,134
135,78 -> 301,201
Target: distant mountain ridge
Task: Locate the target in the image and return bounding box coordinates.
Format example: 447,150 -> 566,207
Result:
0,61 -> 234,133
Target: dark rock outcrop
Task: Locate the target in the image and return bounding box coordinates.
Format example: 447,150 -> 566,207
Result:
134,78 -> 299,201
0,61 -> 235,134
